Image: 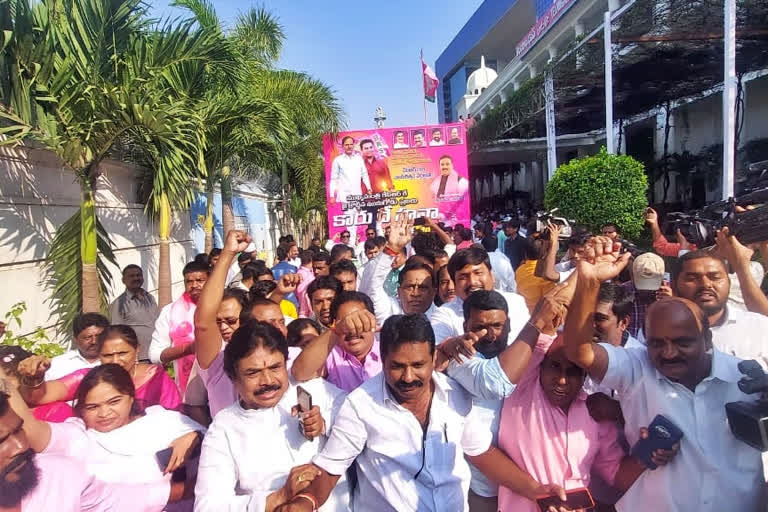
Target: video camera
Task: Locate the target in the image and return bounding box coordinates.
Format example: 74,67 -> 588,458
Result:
662,187 -> 768,247
725,360 -> 768,451
536,208 -> 574,240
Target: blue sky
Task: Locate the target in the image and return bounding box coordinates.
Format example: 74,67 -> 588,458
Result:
150,1 -> 484,130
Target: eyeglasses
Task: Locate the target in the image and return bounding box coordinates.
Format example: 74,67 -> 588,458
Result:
341,234 -> 350,239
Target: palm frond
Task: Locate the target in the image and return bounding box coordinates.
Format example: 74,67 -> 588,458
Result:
42,207 -> 118,338
233,6 -> 283,65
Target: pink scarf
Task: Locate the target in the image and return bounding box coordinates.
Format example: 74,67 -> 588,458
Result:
169,293 -> 196,395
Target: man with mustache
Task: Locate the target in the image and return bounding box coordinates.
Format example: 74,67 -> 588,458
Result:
109,265 -> 159,361
673,234 -> 768,366
563,236 -> 764,512
46,313 -> 109,380
195,321 -> 349,511
306,276 -> 342,331
365,215 -> 437,325
292,292 -> 380,392
277,314 -> 497,512
431,246 -> 529,347
0,388 -> 188,511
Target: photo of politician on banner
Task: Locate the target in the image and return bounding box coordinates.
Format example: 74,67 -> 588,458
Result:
323,123 -> 470,239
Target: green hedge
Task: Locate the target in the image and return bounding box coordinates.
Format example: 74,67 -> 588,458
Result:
544,148 -> 648,240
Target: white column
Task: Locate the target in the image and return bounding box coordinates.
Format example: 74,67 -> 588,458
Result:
545,72 -> 557,181
604,10 -> 614,154
575,22 -> 585,69
722,0 -> 736,200
529,63 -> 538,78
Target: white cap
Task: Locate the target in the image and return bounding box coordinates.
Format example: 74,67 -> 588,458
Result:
633,252 -> 665,291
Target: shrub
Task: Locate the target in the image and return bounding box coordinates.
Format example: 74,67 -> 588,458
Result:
544,148 -> 648,240
1,302 -> 65,358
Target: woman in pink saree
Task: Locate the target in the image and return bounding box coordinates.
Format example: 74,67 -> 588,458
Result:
18,325 -> 181,419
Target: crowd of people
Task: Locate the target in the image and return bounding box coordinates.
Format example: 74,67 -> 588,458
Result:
1,206 -> 768,512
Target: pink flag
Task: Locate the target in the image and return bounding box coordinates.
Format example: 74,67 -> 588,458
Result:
422,57 -> 439,103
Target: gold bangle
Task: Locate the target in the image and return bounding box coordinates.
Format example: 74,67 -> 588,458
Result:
294,493 -> 318,511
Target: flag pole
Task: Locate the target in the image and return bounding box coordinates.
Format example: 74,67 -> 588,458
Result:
421,49 -> 427,126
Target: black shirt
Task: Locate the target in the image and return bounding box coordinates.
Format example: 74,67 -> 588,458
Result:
504,235 -> 527,271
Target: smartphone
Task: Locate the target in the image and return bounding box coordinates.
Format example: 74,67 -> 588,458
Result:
630,414 -> 684,469
155,447 -> 174,472
297,386 -> 313,440
413,217 -> 426,226
536,487 -> 595,511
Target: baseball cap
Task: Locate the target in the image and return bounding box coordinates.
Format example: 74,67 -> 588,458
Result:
633,252 -> 665,290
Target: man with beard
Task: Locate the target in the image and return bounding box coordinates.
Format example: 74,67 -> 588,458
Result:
0,389 -> 185,511
305,276 -> 342,330
312,251 -> 331,277
439,286 -> 573,512
277,314 -> 494,512
292,291 -> 381,392
593,282 -> 643,349
563,236 -> 764,512
360,138 -> 393,194
109,265 -> 158,361
195,322 -> 349,511
673,239 -> 768,366
329,259 -> 358,292
149,260 -> 210,394
46,313 -> 109,380
431,246 -> 529,346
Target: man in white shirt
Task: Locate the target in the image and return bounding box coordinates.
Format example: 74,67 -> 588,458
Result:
482,235 -> 516,293
46,313 -> 109,380
195,321 -> 348,512
563,237 -> 764,512
109,264 -> 159,361
277,313 -> 494,512
329,136 -> 370,206
366,217 -> 437,325
672,246 -> 768,367
431,246 -> 529,344
428,128 -> 445,146
393,130 -> 408,149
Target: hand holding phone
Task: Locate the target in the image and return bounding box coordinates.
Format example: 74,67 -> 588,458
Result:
296,386 -> 315,441
155,447 -> 174,473
536,487 -> 595,512
631,414 -> 684,469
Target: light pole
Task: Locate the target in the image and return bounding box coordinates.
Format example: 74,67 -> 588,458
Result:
374,106 -> 386,128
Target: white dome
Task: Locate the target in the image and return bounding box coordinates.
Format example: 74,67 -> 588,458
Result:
466,56 -> 497,95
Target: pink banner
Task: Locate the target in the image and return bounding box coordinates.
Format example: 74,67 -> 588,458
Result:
324,123 -> 470,239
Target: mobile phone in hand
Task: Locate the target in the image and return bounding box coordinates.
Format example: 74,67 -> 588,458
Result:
536,487 -> 595,511
155,447 -> 174,472
297,385 -> 313,440
630,414 -> 684,469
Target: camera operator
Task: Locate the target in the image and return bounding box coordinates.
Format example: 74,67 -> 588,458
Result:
564,236 -> 764,512
645,207 -> 697,257
672,231 -> 768,367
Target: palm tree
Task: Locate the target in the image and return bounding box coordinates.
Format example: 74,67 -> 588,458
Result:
177,0 -> 343,247
0,0 -> 230,319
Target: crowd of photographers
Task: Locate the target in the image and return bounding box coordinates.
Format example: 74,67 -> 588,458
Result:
0,204 -> 767,512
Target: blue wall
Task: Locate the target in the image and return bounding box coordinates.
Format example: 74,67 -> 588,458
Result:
189,191 -> 269,254
436,0 -> 520,122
